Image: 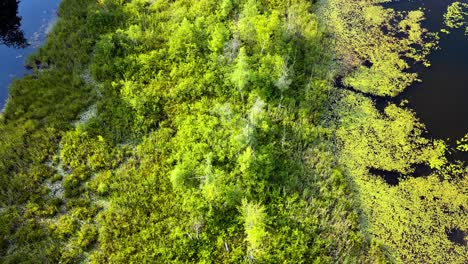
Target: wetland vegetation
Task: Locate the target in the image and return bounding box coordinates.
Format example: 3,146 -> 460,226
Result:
0,0 -> 466,263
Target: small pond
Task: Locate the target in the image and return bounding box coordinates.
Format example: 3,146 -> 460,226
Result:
0,0 -> 60,110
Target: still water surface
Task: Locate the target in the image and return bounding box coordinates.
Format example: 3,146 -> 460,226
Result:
386,0 -> 468,151
0,0 -> 60,109
0,0 -> 467,153
391,0 -> 468,143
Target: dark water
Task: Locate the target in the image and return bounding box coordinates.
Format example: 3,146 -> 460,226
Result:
0,0 -> 60,109
385,0 -> 468,151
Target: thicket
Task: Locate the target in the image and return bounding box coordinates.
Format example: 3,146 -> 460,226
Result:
0,0 -> 466,263
0,0 -> 386,263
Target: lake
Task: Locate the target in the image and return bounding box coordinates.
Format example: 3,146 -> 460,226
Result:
0,0 -> 60,110
382,0 -> 468,158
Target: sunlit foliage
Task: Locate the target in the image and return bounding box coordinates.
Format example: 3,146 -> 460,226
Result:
0,0 -> 466,263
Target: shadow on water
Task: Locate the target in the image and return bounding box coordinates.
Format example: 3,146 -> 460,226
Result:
369,163 -> 434,186
446,228 -> 467,246
0,0 -> 28,48
369,168 -> 401,186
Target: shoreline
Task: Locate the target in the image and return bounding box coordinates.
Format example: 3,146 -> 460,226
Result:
0,0 -> 60,112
